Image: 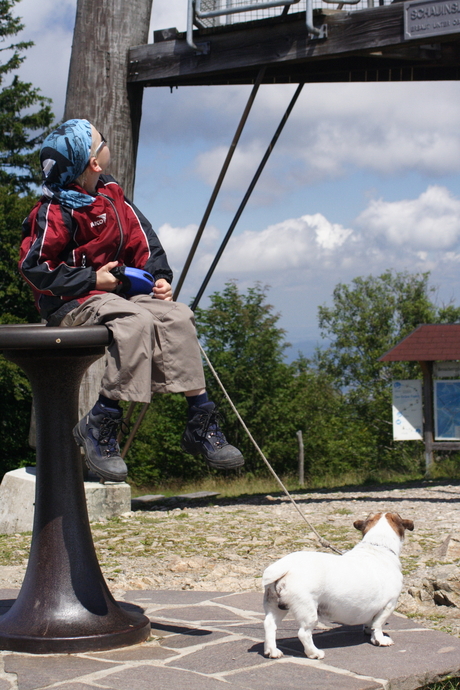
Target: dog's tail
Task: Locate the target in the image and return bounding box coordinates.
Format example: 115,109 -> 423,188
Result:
263,560 -> 292,611
262,560 -> 290,589
264,576 -> 290,611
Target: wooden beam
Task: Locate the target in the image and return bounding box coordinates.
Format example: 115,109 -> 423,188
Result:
128,6 -> 460,88
66,0 -> 154,198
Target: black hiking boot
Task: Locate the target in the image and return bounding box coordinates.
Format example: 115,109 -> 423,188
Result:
181,402 -> 244,470
73,402 -> 128,482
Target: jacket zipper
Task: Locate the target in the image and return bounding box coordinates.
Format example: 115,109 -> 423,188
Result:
97,192 -> 124,261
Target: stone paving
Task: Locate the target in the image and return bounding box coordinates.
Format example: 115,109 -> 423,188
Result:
0,589 -> 460,690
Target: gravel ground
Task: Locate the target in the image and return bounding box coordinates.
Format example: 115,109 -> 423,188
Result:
1,481 -> 460,637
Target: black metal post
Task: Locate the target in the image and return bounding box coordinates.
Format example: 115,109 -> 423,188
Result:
0,325 -> 150,653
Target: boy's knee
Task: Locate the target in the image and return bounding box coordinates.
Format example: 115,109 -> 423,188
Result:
174,302 -> 195,321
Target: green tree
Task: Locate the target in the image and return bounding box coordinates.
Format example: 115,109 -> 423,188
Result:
0,187 -> 40,323
316,270 -> 460,475
194,281 -> 292,472
0,0 -> 54,471
0,0 -> 54,191
126,281 -> 292,481
0,188 -> 40,470
125,281 -> 371,484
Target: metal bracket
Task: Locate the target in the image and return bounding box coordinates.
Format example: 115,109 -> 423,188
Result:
308,23 -> 328,39
194,41 -> 211,55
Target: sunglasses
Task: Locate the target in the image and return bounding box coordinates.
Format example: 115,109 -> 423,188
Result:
93,132 -> 107,157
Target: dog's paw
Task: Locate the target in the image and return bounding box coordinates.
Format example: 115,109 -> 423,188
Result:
265,648 -> 283,659
371,633 -> 394,647
306,649 -> 325,660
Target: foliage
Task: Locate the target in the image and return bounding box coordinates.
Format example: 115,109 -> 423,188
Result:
127,281 -> 294,482
316,270 -> 460,476
0,186 -> 39,470
0,0 -> 54,472
316,270 -> 460,387
418,679 -> 460,690
0,0 -> 54,192
0,185 -> 39,322
126,282 -> 374,484
123,395 -> 196,485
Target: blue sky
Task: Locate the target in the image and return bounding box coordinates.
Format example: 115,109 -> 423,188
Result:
12,0 -> 460,355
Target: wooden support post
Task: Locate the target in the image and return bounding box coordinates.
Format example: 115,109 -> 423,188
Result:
63,0 -> 154,422
297,430 -> 304,487
64,0 -> 154,197
420,360 -> 434,477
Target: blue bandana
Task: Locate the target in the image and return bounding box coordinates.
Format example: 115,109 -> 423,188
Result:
40,119 -> 94,209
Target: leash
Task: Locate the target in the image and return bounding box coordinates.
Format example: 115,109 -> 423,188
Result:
199,343 -> 343,556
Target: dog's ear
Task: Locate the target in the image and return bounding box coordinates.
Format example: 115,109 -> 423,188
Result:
401,519 -> 414,532
353,519 -> 365,532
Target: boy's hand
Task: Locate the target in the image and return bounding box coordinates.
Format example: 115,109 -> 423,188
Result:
96,261 -> 119,291
153,278 -> 173,301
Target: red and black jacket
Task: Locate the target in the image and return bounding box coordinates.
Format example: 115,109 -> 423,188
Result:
19,175 -> 173,324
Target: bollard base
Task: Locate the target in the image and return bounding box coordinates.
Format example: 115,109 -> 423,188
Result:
0,610 -> 151,654
0,326 -> 150,656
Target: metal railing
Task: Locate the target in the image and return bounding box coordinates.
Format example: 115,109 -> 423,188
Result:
186,0 -> 382,49
187,0 -> 322,48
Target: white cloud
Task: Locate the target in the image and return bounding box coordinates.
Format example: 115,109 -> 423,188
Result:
195,142 -> 265,190
10,0 -> 460,342
156,221 -> 219,269
143,81 -> 460,197
267,82 -> 460,181
357,185 -> 460,250
217,214 -> 354,272
14,0 -> 76,32
14,0 -> 460,191
12,0 -> 76,119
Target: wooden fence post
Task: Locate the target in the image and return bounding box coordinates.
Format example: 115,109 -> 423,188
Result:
297,430 -> 304,487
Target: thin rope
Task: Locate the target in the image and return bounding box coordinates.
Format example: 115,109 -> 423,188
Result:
199,342 -> 343,555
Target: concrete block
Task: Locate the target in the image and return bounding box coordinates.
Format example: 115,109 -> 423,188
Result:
0,467 -> 131,534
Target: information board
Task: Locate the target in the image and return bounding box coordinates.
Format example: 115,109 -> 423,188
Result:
392,380 -> 423,441
434,380 -> 460,440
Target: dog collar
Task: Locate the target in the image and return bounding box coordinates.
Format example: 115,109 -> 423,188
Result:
364,541 -> 398,557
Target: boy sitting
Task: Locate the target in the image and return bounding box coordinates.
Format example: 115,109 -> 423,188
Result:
19,119 -> 244,482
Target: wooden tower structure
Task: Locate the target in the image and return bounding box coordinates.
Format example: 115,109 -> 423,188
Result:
64,0 -> 460,451
129,0 -> 460,89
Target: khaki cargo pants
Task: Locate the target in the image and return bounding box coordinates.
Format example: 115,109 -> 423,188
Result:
60,293 -> 206,403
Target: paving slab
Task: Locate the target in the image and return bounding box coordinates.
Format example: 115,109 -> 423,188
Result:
0,589 -> 459,690
166,638 -> 269,674
157,628 -> 229,648
126,590 -> 224,605
50,685 -> 105,690
0,681 -> 13,690
154,604 -> 247,622
230,662 -> 384,690
89,640 -> 178,661
3,654 -> 119,690
96,664 -> 235,690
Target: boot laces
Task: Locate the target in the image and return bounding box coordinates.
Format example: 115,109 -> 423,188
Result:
98,416 -> 126,457
200,409 -> 227,449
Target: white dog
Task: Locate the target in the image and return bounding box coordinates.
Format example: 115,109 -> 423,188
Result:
263,512 -> 414,659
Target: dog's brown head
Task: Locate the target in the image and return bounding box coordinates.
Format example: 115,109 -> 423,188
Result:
353,512 -> 414,539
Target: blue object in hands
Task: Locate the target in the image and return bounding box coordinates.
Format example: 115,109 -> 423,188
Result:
111,266 -> 155,296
